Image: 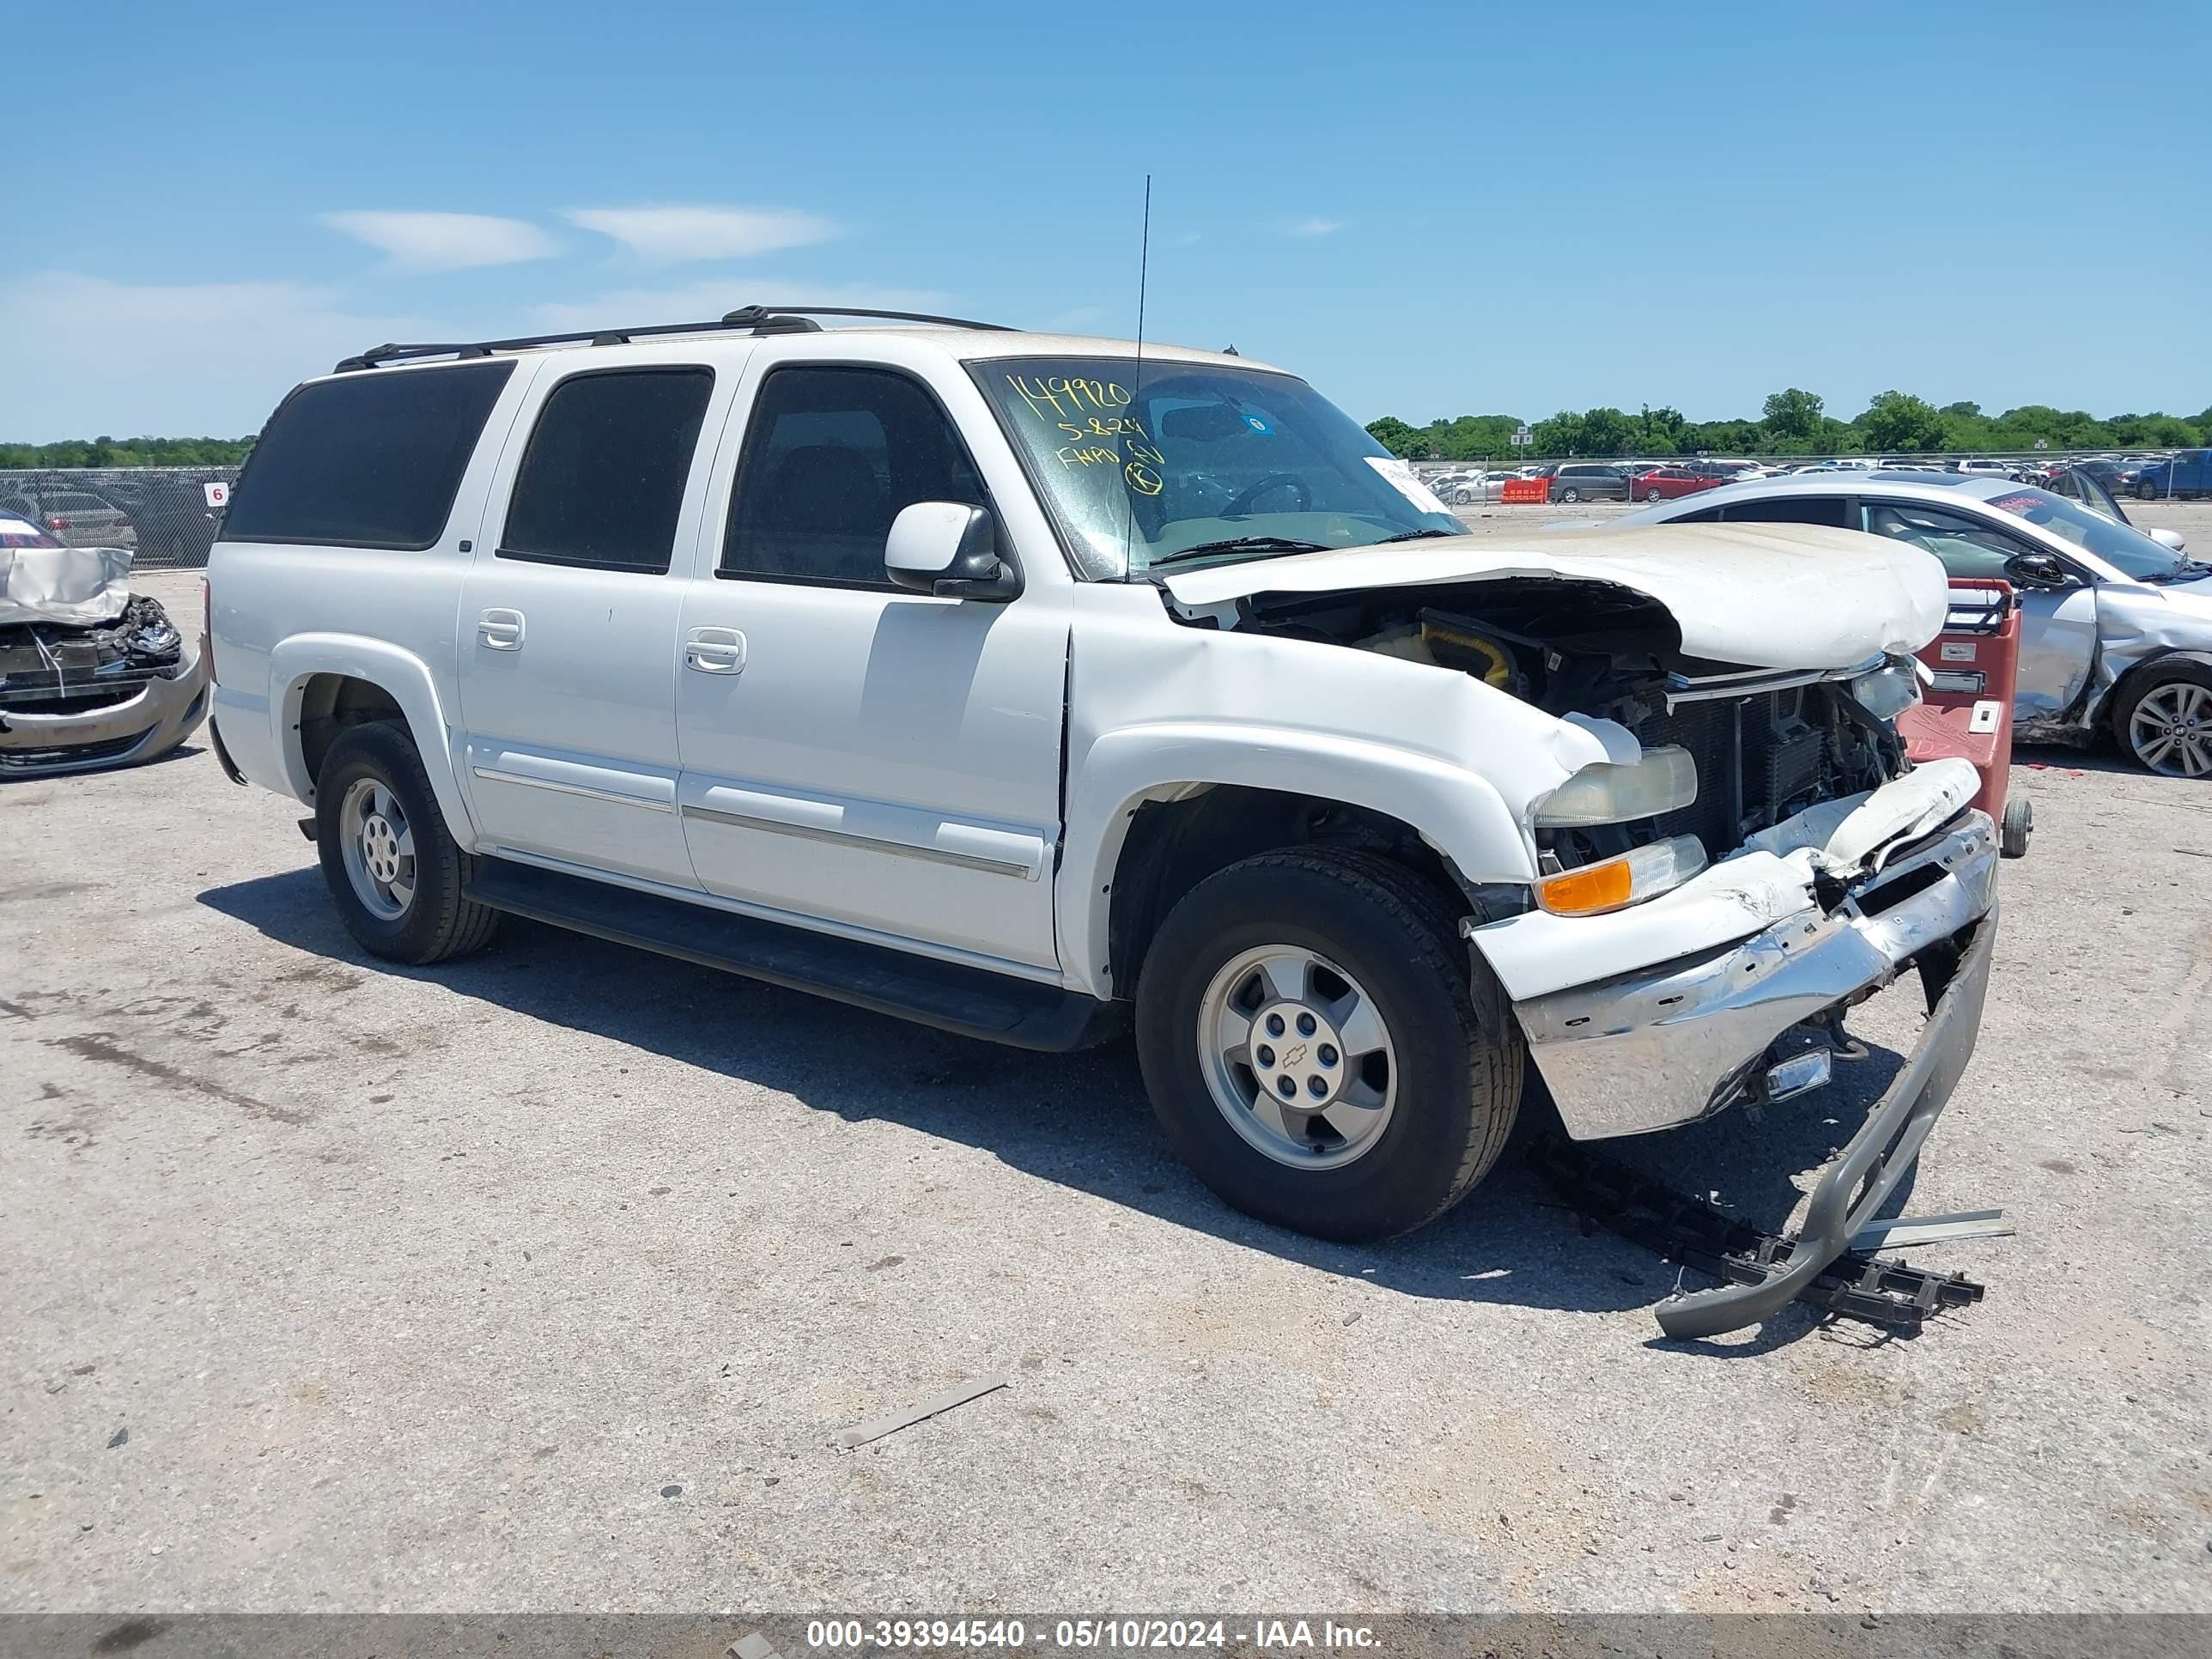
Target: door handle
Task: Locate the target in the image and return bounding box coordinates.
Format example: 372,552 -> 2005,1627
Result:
684,627 -> 746,675
478,608 -> 526,651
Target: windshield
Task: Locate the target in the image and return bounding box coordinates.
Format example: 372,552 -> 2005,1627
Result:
970,356 -> 1461,578
1984,486 -> 2191,581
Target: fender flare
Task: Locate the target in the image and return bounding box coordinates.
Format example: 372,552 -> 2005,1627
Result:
265,633 -> 477,841
1058,723 -> 1537,1000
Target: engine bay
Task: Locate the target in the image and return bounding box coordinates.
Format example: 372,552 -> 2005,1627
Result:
1223,575 -> 1909,869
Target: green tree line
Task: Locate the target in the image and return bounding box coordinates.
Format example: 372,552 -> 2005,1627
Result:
0,435 -> 256,469
1366,390 -> 2212,462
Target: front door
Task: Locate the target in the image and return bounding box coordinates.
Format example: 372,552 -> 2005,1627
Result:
456,356 -> 735,887
673,361 -> 1069,972
1859,497 -> 2100,723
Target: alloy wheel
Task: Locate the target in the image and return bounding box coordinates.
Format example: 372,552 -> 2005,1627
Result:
1195,945 -> 1397,1169
339,776 -> 417,918
2130,681 -> 2212,777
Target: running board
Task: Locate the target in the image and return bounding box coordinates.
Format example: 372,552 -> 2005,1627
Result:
463,858 -> 1120,1053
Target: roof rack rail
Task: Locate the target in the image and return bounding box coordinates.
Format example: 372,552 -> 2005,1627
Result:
333,304 -> 1015,373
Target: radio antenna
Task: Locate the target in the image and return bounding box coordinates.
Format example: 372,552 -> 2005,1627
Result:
1124,173 -> 1152,572
1133,173 -> 1152,362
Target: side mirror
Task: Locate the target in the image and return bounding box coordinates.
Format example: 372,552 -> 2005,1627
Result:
2002,551 -> 2075,590
2149,526 -> 2188,553
884,501 -> 1020,602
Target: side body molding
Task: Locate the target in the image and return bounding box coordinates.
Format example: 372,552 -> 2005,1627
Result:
266,633 -> 477,841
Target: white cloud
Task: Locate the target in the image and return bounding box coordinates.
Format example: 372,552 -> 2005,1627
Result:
562,204 -> 839,263
320,210 -> 558,271
529,280 -> 954,332
0,273 -> 434,439
1283,217 -> 1344,237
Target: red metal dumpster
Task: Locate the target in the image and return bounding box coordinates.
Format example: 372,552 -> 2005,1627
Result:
1897,578 -> 2032,858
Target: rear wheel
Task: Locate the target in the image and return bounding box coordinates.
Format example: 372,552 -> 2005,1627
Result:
315,721 -> 501,963
2117,661 -> 2212,777
1645,486 -> 1662,501
2001,795 -> 2033,858
1134,849 -> 1522,1242
2136,480 -> 2158,501
1558,486 -> 1582,503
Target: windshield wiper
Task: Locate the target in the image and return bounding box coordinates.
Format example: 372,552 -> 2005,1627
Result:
1146,536 -> 1332,568
1372,528 -> 1457,544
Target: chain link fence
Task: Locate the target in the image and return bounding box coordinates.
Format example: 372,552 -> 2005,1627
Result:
0,467 -> 240,570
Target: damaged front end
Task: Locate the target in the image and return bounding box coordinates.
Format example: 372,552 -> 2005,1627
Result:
1201,555 -> 1998,1335
1,546 -> 209,777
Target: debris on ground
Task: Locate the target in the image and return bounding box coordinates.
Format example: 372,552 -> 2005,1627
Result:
836,1375 -> 1011,1449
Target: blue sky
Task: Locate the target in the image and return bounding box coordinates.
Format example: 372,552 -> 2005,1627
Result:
8,0 -> 2208,439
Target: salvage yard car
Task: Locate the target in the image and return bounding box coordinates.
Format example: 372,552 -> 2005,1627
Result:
205,307 -> 2000,1336
1624,471 -> 2212,775
1,514 -> 209,775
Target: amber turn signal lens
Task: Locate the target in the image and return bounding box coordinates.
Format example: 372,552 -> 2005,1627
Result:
1534,835 -> 1707,918
1536,859 -> 1635,916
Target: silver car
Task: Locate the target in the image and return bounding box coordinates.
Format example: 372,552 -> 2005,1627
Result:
0,516 -> 209,776
1620,471 -> 2212,776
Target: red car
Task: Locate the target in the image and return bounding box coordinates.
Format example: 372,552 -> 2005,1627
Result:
1632,465 -> 1724,502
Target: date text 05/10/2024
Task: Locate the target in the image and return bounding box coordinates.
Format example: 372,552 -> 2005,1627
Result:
800,1620 -> 1380,1651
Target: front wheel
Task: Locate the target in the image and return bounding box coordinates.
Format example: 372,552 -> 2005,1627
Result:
1134,849 -> 1522,1242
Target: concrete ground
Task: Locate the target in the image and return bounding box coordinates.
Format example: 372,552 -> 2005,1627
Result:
4,527 -> 2210,1616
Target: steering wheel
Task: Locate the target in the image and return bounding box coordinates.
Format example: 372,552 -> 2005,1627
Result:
1223,473 -> 1312,516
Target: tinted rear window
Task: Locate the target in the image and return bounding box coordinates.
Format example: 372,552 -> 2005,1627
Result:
224,361 -> 515,549
500,367 -> 714,573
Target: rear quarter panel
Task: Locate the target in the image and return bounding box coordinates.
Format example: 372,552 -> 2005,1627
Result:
207,361 -> 540,827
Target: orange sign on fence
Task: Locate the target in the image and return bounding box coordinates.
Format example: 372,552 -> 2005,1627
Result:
1499,477 -> 1551,504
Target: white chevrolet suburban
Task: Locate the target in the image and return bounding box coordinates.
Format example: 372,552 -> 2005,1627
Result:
207,306 -> 2000,1336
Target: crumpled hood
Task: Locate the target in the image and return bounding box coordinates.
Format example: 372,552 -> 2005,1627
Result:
1,544 -> 136,628
1162,522 -> 1950,669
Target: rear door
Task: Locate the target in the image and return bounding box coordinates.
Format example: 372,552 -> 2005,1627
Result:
455,351 -> 740,887
672,352 -> 1071,973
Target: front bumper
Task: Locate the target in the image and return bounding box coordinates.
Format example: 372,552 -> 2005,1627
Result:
1656,893 -> 1997,1338
0,637 -> 210,778
1512,810 -> 1999,1141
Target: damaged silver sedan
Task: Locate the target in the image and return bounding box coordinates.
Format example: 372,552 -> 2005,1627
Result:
1623,472 -> 2212,776
0,516 -> 209,777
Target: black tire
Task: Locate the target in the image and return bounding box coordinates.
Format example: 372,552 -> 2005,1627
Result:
1134,848 -> 1522,1243
2112,659 -> 2212,777
2000,795 -> 2033,859
314,720 -> 501,963
2136,481 -> 2157,501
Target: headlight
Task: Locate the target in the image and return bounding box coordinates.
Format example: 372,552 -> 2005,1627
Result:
1850,655 -> 1923,723
1534,744 -> 1698,828
1535,835 -> 1708,916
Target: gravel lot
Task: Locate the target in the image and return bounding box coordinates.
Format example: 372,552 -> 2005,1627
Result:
5,511 -> 2211,1616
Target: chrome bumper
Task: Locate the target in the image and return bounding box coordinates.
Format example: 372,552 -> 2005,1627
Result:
1515,811 -> 2000,1141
